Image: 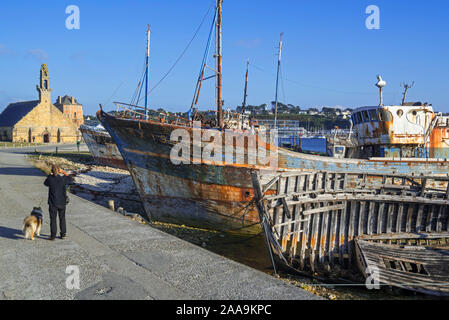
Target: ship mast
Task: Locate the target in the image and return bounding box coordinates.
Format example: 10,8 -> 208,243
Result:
401,82 -> 414,106
241,59 -> 249,114
274,32 -> 283,128
216,0 -> 224,129
144,25 -> 151,120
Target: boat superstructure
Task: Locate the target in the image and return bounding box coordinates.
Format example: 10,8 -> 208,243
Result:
327,77 -> 449,160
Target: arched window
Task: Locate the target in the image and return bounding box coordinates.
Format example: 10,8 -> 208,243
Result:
44,80 -> 48,89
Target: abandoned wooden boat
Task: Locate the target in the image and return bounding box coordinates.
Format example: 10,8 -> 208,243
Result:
251,170 -> 449,295
356,233 -> 449,296
79,124 -> 126,169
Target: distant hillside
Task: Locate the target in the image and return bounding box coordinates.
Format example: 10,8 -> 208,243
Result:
254,114 -> 351,130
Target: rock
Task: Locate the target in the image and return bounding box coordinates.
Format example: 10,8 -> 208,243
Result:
201,242 -> 207,248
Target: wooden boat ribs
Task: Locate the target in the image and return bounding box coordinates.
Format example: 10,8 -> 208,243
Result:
251,170 -> 449,295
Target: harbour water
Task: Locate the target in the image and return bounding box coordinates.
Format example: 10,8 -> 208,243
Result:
300,138 -> 326,153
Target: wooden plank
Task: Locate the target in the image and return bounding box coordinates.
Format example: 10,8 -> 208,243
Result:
309,205 -> 322,272
358,232 -> 449,241
299,203 -> 312,270
367,201 -> 375,235
339,203 -> 348,268
416,204 -> 425,232
302,203 -> 346,216
396,203 -> 405,233
421,178 -> 428,197
437,206 -> 445,232
329,209 -> 338,266
273,217 -> 308,228
281,197 -> 292,219
446,182 -> 449,200
319,208 -> 329,268
377,202 -> 385,234
386,203 -> 395,234
406,204 -> 415,233
282,194 -> 449,207
358,201 -> 366,236
342,173 -> 348,191
262,174 -> 280,194
348,200 -> 357,266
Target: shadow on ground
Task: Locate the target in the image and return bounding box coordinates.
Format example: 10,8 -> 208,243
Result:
0,226 -> 23,240
0,167 -> 44,176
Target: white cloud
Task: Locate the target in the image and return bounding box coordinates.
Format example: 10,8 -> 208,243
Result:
27,49 -> 49,61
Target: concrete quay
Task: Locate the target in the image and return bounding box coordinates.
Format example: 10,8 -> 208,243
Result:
0,145 -> 321,300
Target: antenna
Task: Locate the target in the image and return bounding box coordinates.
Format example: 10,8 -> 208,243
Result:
144,24 -> 151,120
241,59 -> 249,114
375,75 -> 386,106
274,32 -> 284,128
400,81 -> 414,106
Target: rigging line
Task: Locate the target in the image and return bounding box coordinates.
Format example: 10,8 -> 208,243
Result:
251,63 -> 401,96
104,81 -> 125,106
132,55 -> 151,106
190,6 -> 217,111
104,32 -> 149,107
136,0 -> 215,105
135,57 -> 148,106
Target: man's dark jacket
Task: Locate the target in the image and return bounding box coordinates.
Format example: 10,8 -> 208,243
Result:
44,174 -> 73,207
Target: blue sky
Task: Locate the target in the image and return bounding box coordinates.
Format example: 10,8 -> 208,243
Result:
0,0 -> 448,115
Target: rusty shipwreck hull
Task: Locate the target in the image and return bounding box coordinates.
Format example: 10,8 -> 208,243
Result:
80,125 -> 127,170
251,170 -> 449,294
98,111 -> 263,232
98,109 -> 449,233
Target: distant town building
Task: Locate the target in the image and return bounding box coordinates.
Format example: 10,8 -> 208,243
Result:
54,95 -> 84,127
0,64 -> 83,143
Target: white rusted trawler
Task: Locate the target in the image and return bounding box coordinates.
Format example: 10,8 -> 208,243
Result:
327,76 -> 449,161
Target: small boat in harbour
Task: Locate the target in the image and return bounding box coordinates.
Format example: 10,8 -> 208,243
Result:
79,124 -> 126,169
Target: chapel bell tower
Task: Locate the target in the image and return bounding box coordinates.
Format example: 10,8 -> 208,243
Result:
36,63 -> 52,103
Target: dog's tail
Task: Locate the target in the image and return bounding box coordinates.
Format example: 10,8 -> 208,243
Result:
22,221 -> 31,238
22,222 -> 27,233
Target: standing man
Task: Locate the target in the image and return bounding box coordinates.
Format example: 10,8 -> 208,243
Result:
44,164 -> 74,240
76,140 -> 81,152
